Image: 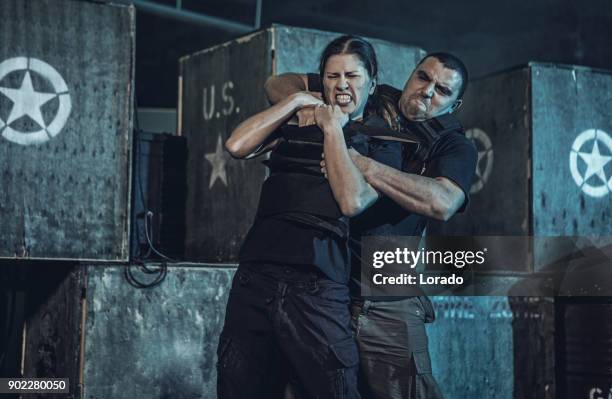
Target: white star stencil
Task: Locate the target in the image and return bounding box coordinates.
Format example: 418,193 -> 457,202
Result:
578,140 -> 612,184
465,128 -> 493,194
570,129 -> 612,198
204,135 -> 230,189
0,71 -> 56,128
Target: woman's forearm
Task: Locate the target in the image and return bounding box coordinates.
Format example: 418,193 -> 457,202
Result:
322,124 -> 378,217
225,93 -> 303,158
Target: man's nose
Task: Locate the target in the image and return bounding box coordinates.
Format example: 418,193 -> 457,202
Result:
421,82 -> 435,98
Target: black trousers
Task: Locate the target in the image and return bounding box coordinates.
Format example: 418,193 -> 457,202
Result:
351,298 -> 443,399
217,263 -> 360,399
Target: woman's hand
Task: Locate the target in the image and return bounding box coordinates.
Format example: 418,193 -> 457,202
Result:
314,104 -> 349,132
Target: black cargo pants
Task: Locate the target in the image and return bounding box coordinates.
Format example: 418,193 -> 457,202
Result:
351,297 -> 443,399
217,263 -> 360,399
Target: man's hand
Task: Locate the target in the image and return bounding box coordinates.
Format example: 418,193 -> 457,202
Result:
296,108 -> 316,127
314,104 -> 349,132
320,152 -> 327,178
292,92 -> 323,127
293,91 -> 324,108
348,148 -> 369,175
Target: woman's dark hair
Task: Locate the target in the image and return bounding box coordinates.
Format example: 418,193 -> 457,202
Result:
318,35 -> 378,81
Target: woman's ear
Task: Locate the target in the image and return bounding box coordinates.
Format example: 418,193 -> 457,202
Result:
369,78 -> 377,95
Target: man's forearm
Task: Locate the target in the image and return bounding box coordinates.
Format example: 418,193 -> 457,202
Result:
353,152 -> 464,221
264,73 -> 307,104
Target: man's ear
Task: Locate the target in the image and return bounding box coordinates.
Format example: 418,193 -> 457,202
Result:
369,79 -> 377,95
449,99 -> 463,113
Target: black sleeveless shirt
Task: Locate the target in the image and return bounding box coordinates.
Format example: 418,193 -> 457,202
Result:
239,121 -> 404,284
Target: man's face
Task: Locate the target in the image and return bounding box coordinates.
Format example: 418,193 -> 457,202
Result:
398,57 -> 463,122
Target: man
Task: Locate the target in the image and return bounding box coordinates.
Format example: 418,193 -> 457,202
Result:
265,53 -> 477,399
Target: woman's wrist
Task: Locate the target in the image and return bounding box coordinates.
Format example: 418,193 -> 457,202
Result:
321,120 -> 343,136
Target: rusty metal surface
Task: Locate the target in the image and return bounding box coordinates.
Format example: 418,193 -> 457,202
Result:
434,66 -> 532,238
82,265 -> 235,398
21,263 -> 236,399
0,0 -> 134,261
428,296 -> 555,399
180,29 -> 272,262
273,24 -> 426,87
531,64 -> 612,245
558,300 -> 612,399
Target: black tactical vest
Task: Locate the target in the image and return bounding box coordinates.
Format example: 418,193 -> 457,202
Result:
254,117 -> 406,237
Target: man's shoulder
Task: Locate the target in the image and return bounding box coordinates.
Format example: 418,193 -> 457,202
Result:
430,124 -> 477,156
376,84 -> 402,100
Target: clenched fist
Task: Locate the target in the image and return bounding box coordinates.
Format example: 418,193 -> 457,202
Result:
314,104 -> 349,131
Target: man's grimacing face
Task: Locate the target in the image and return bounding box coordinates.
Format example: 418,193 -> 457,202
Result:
398,57 -> 463,122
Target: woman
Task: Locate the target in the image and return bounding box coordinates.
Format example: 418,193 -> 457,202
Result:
217,35 -> 402,399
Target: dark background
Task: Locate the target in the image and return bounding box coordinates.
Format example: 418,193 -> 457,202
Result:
135,0 -> 612,108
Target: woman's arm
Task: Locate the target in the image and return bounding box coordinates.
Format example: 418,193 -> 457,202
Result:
225,92 -> 323,158
315,105 -> 379,217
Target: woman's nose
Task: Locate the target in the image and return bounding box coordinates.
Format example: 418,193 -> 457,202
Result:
337,76 -> 349,90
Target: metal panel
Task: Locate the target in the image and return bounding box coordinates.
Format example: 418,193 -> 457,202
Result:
273,24 -> 426,88
531,64 -> 612,236
82,265 -> 234,399
531,64 -> 612,268
180,29 -> 272,262
428,296 -> 555,399
439,67 -> 531,237
22,263 -> 84,396
559,301 -> 612,399
22,264 -> 236,399
0,0 -> 135,261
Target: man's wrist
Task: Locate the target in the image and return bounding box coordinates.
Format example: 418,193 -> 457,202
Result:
355,152 -> 375,182
289,92 -> 305,110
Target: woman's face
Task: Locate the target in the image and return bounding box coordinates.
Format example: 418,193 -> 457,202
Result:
322,53 -> 375,120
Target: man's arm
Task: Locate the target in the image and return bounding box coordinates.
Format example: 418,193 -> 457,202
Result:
265,73 -> 320,127
349,149 -> 465,221
315,105 -> 379,217
264,73 -> 308,104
